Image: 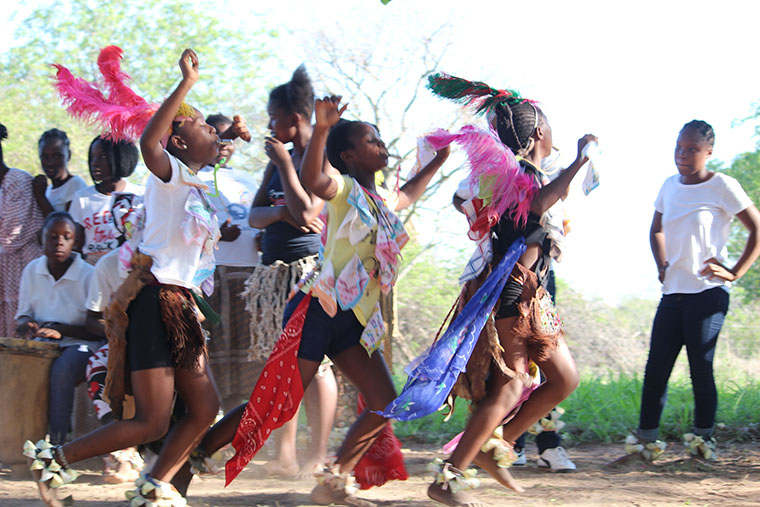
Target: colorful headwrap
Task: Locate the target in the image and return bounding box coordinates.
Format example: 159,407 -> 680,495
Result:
52,45 -> 193,143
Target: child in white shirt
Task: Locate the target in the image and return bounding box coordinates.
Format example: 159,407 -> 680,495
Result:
69,137 -> 143,264
16,212 -> 102,446
631,120 -> 760,462
38,129 -> 87,213
24,49 -> 234,505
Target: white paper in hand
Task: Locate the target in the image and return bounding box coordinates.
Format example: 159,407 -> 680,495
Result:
409,136 -> 437,178
581,141 -> 601,196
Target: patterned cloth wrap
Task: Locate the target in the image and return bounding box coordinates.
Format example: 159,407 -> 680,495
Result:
353,394 -> 408,489
306,179 -> 408,355
375,238 -> 526,421
225,292 -> 410,489
178,166 -> 220,295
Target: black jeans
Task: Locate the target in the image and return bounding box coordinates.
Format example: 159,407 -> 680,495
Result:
638,286 -> 729,438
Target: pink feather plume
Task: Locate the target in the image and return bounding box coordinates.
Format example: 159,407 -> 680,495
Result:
425,125 -> 537,231
52,46 -> 158,142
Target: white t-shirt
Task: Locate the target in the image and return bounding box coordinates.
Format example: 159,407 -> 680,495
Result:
86,248 -> 126,312
45,175 -> 88,211
15,253 -> 99,351
198,165 -> 260,267
655,172 -> 752,294
139,152 -> 219,289
68,182 -> 144,262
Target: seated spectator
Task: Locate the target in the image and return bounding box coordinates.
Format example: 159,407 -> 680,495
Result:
15,212 -> 103,445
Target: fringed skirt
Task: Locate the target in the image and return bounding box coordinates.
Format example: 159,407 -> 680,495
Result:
240,254 -> 318,361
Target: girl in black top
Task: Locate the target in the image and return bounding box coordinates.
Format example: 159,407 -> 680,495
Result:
429,75 -> 596,506
180,67 -> 338,487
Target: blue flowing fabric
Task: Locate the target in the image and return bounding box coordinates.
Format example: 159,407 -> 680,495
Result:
376,238 -> 526,421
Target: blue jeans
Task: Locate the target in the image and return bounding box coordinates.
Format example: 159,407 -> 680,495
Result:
638,286 -> 729,439
49,345 -> 92,445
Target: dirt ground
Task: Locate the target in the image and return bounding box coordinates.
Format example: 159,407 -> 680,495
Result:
2,441 -> 759,506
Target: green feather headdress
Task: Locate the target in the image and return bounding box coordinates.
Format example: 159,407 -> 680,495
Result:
427,73 -> 536,115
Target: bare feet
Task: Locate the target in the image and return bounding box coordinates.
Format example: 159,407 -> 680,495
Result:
428,482 -> 487,507
255,459 -> 299,477
473,450 -> 525,493
310,483 -> 376,507
297,457 -> 324,479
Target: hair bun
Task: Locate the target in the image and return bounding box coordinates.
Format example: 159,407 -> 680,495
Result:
0,123 -> 7,141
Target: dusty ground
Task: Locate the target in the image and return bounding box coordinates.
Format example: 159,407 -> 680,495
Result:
2,442 -> 759,506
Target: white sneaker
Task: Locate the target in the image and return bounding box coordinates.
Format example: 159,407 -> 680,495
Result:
513,448 -> 527,466
537,446 -> 576,472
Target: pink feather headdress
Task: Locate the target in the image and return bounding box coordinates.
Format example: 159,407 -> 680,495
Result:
52,46 -> 193,143
426,125 -> 537,234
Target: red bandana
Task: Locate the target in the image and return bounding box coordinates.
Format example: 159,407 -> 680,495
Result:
224,294 -> 310,485
353,395 -> 408,489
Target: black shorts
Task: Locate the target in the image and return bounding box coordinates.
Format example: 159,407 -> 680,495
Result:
495,275 -> 524,320
283,291 -> 364,362
126,285 -> 174,371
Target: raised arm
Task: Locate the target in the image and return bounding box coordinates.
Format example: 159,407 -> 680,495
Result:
531,134 -> 597,216
395,145 -> 450,211
301,97 -> 346,201
139,49 -> 199,182
650,210 -> 668,283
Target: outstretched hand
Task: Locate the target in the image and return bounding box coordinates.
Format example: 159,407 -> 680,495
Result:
314,96 -> 347,129
576,134 -> 598,164
179,49 -> 199,84
699,257 -> 736,282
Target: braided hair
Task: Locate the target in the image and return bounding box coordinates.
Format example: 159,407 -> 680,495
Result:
491,102 -> 545,157
326,120 -> 374,175
269,65 -> 315,118
681,120 -> 715,147
88,136 -> 139,182
427,73 -> 543,156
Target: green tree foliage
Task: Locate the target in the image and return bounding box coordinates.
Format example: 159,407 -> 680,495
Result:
396,236 -> 462,361
714,152 -> 760,300
0,0 -> 274,177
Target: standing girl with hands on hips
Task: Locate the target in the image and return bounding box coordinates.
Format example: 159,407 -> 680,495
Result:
627,120 -> 760,462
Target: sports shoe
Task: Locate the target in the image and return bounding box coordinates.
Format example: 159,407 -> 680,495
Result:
537,446 -> 576,472
513,448 -> 527,466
